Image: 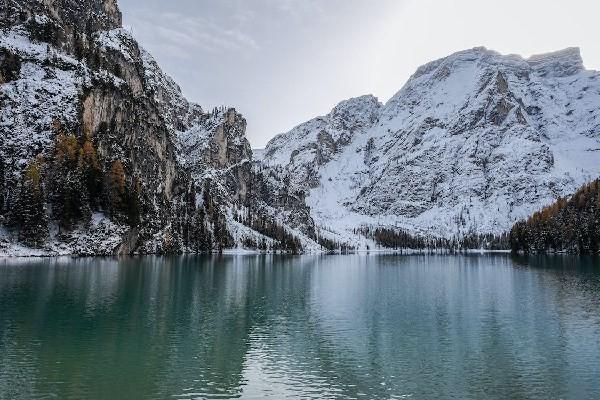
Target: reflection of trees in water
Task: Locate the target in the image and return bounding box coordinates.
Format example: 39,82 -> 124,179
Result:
292,255 -> 600,399
0,256 -> 254,398
0,255 -> 327,398
0,255 -> 599,399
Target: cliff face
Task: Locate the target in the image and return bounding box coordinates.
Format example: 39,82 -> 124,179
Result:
5,1 -> 596,254
263,47 -> 600,242
1,0 -> 182,254
0,0 -> 314,255
2,0 -> 122,53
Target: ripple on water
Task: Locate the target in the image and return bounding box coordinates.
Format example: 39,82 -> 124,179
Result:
0,255 -> 599,399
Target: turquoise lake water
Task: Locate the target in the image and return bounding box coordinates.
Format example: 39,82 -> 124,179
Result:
1,254 -> 599,399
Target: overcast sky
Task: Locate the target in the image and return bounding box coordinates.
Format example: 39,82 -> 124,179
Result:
118,0 -> 599,148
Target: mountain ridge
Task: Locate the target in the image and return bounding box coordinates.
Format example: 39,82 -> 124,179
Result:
0,0 -> 317,256
1,0 -> 597,255
262,46 -> 600,245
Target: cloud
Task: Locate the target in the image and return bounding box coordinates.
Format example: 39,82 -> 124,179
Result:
271,0 -> 326,20
128,9 -> 260,58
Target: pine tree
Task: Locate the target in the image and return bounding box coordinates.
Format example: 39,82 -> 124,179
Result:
125,176 -> 142,226
205,230 -> 213,252
178,184 -> 196,249
212,205 -> 226,253
78,138 -> 102,209
0,156 -> 4,214
106,160 -> 126,218
18,158 -> 48,247
51,133 -> 89,231
203,180 -> 213,216
194,208 -> 213,252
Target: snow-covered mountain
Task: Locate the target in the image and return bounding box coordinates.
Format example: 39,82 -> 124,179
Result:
0,0 -> 315,255
2,0 -> 598,255
263,47 -> 600,241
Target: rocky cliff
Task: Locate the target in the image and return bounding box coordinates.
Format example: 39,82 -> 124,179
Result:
3,0 -> 598,254
263,47 -> 600,244
0,0 -> 314,255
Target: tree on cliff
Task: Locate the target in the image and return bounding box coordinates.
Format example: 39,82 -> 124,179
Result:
17,157 -> 48,247
78,138 -> 103,209
211,205 -> 228,253
124,176 -> 142,226
193,209 -> 212,252
103,160 -> 142,227
51,133 -> 90,231
105,160 -> 126,218
0,156 -> 4,213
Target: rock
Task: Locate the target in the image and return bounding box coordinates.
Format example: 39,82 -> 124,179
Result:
0,0 -> 316,255
0,48 -> 21,84
262,47 -> 600,240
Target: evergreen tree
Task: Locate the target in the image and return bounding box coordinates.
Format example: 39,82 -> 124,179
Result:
212,205 -> 227,253
179,184 -> 196,249
194,208 -> 213,252
124,176 -> 142,226
17,158 -> 48,247
78,138 -> 103,209
0,156 -> 4,214
105,160 -> 126,218
203,180 -> 214,215
51,133 -> 89,231
205,230 -> 213,252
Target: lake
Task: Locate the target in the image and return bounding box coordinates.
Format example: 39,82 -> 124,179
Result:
0,254 -> 599,399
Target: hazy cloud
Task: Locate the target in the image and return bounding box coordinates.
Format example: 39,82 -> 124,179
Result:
127,10 -> 259,58
118,0 -> 600,148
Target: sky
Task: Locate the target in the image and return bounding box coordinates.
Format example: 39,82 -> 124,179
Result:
118,0 -> 600,148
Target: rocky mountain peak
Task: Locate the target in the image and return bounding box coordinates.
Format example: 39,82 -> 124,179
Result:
2,0 -> 123,58
329,95 -> 382,132
527,47 -> 584,77
1,0 -> 309,255
263,46 -> 600,241
3,0 -> 122,31
408,46 -> 585,87
331,94 -> 382,118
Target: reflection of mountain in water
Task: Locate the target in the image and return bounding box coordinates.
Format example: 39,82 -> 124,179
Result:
1,255 -> 600,399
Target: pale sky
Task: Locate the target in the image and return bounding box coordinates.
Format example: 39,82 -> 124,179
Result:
118,0 -> 600,148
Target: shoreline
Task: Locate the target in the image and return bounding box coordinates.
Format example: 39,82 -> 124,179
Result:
1,247 -> 578,259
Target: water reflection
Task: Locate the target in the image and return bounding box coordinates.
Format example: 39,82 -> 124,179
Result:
0,255 -> 599,399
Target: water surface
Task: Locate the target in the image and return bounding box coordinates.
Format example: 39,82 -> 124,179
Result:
1,254 -> 599,399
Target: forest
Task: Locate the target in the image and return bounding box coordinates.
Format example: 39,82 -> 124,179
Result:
1,123 -> 234,253
509,179 -> 600,254
233,208 -> 303,254
356,227 -> 509,252
3,129 -> 140,247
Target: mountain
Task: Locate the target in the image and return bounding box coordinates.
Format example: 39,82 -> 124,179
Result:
2,1 -> 598,255
262,47 -> 600,245
0,0 -> 315,255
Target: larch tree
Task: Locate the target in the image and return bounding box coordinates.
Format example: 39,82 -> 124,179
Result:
510,179 -> 600,254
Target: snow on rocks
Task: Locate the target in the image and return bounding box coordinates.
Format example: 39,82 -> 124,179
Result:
0,213 -> 127,257
262,47 -> 600,243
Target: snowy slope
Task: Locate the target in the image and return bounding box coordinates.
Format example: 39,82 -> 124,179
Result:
0,0 -> 322,255
263,47 -> 600,240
